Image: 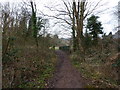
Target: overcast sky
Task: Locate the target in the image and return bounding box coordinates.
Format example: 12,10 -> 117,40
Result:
0,0 -> 119,38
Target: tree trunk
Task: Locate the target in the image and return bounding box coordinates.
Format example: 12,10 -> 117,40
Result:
72,27 -> 76,52
73,1 -> 84,53
72,4 -> 76,52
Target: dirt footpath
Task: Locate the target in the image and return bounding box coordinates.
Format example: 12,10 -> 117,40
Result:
47,50 -> 86,88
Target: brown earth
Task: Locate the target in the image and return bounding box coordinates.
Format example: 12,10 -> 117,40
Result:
47,50 -> 87,88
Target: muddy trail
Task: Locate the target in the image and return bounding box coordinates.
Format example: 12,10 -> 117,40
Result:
47,50 -> 86,88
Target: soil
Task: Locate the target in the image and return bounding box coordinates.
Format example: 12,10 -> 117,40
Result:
47,50 -> 86,88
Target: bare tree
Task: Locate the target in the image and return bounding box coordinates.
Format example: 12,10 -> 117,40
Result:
42,0 -> 104,53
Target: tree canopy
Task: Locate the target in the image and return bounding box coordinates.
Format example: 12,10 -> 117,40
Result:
86,15 -> 103,45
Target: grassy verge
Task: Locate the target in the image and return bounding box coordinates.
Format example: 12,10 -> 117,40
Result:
18,57 -> 56,88
3,46 -> 57,88
71,52 -> 119,88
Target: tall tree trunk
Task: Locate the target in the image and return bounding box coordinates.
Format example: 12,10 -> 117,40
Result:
72,27 -> 76,52
72,3 -> 76,52
73,1 -> 84,53
79,1 -> 85,53
31,1 -> 39,52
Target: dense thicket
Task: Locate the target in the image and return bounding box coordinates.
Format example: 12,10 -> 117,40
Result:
2,2 -> 57,88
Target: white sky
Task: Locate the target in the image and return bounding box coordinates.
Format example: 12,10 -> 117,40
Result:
0,0 -> 119,38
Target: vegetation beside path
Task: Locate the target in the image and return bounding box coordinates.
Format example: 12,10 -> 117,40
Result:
71,51 -> 120,88
3,37 -> 57,88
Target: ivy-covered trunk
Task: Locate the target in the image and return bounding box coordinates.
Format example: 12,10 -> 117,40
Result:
30,1 -> 39,51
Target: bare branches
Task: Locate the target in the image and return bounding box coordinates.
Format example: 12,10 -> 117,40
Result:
62,0 -> 72,20
44,6 -> 68,14
87,0 -> 102,14
42,0 -> 104,51
44,14 -> 71,25
84,0 -> 108,19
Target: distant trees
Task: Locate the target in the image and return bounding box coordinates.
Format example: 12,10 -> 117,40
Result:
44,0 -> 104,53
